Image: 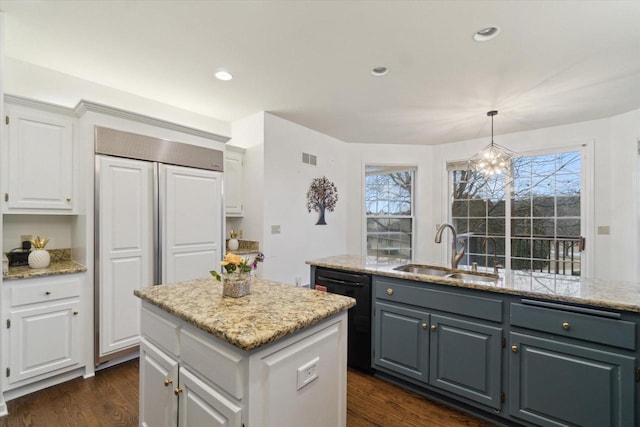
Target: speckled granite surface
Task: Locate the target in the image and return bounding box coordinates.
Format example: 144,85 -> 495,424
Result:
225,239 -> 260,255
307,255 -> 640,313
134,277 -> 355,351
4,259 -> 87,280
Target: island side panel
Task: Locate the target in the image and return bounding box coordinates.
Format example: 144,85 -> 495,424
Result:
246,311 -> 348,427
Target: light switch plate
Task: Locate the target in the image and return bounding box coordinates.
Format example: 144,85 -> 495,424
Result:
271,225 -> 281,234
597,226 -> 610,235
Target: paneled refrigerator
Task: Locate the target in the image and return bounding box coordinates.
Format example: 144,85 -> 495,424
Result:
94,126 -> 224,364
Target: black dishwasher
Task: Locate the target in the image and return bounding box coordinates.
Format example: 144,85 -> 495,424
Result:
313,267 -> 371,371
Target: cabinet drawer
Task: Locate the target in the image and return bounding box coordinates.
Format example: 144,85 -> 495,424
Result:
510,303 -> 636,350
374,277 -> 502,322
180,326 -> 244,400
10,275 -> 82,306
141,305 -> 180,357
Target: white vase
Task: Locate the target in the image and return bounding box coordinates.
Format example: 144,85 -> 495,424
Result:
28,249 -> 50,269
228,238 -> 239,251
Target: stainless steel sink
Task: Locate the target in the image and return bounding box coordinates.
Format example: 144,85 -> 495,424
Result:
393,264 -> 499,284
445,272 -> 499,283
392,264 -> 452,276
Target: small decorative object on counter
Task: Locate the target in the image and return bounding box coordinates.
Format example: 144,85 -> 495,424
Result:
228,230 -> 239,251
28,235 -> 50,269
306,176 -> 338,225
210,252 -> 265,298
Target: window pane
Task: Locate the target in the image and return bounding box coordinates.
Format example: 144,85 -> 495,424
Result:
448,149 -> 582,278
452,200 -> 468,217
532,196 -> 554,217
512,218 -> 531,236
532,219 -> 555,236
557,196 -> 580,216
487,218 -> 505,235
487,199 -> 505,217
365,166 -> 414,259
557,218 -> 580,237
511,198 -> 531,217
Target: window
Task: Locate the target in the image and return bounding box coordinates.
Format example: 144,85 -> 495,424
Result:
449,149 -> 583,278
365,165 -> 415,259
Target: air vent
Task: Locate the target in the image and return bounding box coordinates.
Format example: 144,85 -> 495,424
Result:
302,152 -> 317,166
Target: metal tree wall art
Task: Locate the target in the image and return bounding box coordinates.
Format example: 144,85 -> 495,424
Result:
306,176 -> 338,225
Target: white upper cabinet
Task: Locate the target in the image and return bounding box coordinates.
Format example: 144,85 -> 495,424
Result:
224,146 -> 244,217
2,103 -> 75,213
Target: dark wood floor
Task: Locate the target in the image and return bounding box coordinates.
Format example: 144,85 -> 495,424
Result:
0,360 -> 496,426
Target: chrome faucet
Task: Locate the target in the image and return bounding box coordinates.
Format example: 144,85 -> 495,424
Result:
434,224 -> 465,270
482,236 -> 503,274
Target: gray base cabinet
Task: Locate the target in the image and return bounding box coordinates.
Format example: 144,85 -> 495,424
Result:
509,332 -> 635,427
373,277 -> 504,411
374,302 -> 429,382
371,275 -> 640,427
430,314 -> 502,409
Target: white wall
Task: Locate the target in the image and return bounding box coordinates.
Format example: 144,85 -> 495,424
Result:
262,114 -> 348,285
4,57 -> 230,138
230,113 -> 349,285
3,215 -> 73,251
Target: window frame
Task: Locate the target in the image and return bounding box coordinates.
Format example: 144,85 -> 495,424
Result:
362,163 -> 417,260
443,142 -> 594,280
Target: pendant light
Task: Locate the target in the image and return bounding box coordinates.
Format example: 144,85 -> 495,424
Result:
468,110 -> 516,176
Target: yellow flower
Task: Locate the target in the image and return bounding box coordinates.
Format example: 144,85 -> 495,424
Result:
221,253 -> 243,266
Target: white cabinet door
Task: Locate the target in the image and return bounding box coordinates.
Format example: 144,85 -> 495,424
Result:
97,156 -> 154,359
8,300 -> 80,384
178,367 -> 242,427
4,107 -> 74,211
140,338 -> 179,427
224,149 -> 244,217
161,165 -> 222,283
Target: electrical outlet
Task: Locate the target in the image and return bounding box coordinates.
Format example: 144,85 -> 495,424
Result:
20,235 -> 32,244
296,357 -> 319,390
295,276 -> 302,286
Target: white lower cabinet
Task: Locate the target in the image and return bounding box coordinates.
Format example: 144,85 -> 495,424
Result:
140,301 -> 348,427
179,367 -> 242,427
3,274 -> 83,391
139,338 -> 179,427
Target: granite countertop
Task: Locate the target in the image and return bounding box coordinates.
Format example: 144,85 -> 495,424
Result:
4,260 -> 87,280
306,255 -> 640,313
225,239 -> 260,255
134,277 -> 355,351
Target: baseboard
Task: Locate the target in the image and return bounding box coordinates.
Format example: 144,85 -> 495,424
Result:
95,351 -> 139,371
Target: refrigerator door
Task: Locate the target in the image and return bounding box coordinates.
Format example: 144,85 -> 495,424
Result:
160,164 -> 223,284
96,156 -> 154,361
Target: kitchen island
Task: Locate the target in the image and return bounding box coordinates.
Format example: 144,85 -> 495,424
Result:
134,277 -> 355,427
308,255 -> 640,427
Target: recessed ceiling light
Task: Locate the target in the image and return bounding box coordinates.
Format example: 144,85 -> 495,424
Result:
214,70 -> 233,81
371,66 -> 389,77
473,26 -> 501,42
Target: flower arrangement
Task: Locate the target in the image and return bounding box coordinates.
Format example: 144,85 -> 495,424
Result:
210,252 -> 265,298
210,252 -> 264,281
306,176 -> 338,225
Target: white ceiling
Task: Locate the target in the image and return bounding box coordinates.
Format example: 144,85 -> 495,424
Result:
2,1 -> 640,145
